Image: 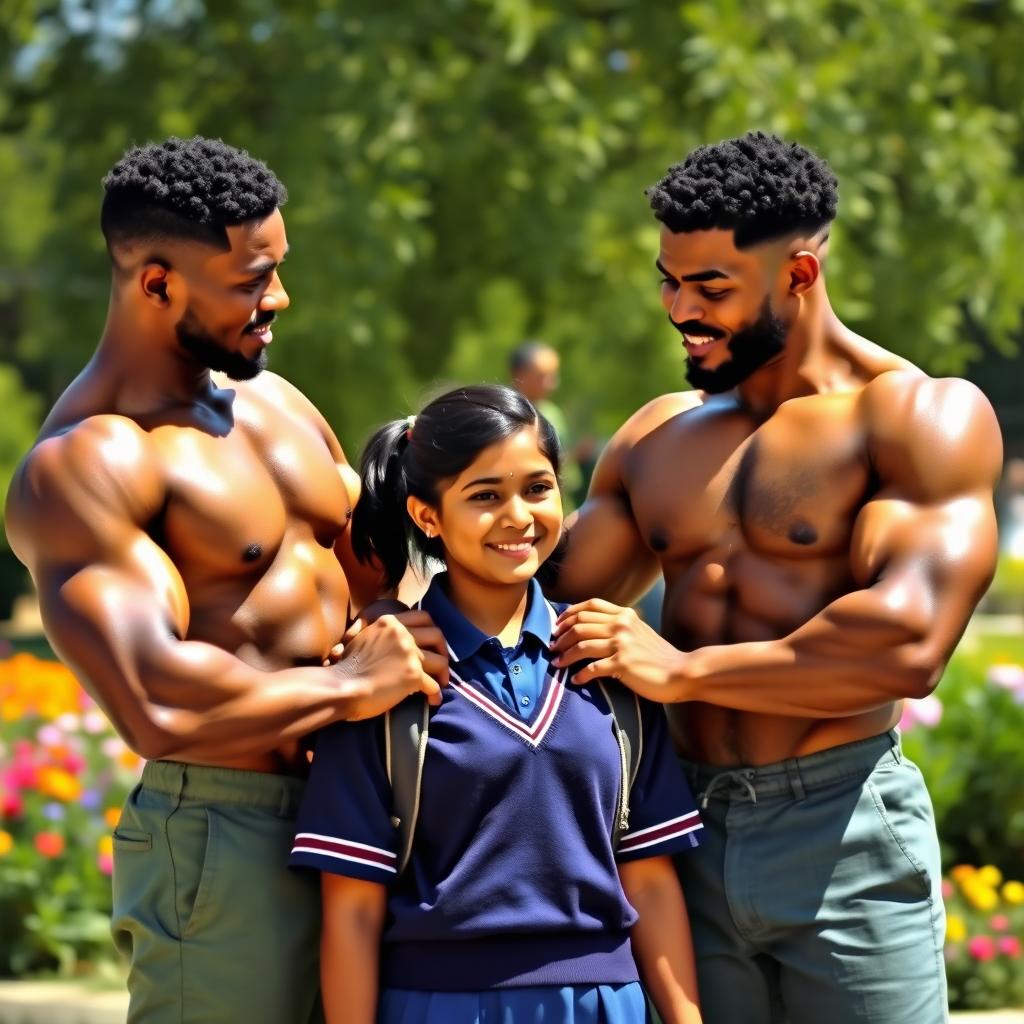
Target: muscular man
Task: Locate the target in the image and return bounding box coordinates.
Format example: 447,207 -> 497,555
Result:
5,137 -> 445,1024
550,132 -> 1001,1023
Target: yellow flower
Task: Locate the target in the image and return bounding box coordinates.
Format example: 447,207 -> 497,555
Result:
978,865 -> 1004,889
37,766 -> 83,803
946,915 -> 967,942
950,865 -> 976,884
965,884 -> 999,912
0,830 -> 13,856
97,835 -> 113,858
1002,881 -> 1024,905
104,807 -> 122,829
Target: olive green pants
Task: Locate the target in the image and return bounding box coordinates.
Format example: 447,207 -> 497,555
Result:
111,760 -> 324,1023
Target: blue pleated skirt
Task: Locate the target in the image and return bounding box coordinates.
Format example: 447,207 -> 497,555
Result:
378,983 -> 649,1023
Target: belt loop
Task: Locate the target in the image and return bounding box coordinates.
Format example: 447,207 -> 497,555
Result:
889,727 -> 903,764
784,758 -> 806,801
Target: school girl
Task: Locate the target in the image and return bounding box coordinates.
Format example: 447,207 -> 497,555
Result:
289,385 -> 704,1023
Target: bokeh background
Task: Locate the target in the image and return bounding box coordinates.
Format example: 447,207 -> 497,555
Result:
2,0 -> 1024,1011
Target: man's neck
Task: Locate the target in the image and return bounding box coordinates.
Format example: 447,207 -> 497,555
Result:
735,296 -> 849,419
96,304 -> 217,416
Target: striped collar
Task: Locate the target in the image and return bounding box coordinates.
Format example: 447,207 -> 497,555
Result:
420,573 -> 556,664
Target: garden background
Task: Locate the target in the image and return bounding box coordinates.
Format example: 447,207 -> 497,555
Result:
1,0 -> 1024,1013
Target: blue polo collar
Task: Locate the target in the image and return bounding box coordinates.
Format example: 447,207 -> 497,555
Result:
421,573 -> 555,664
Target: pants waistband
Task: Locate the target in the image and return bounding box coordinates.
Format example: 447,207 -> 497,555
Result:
681,729 -> 902,806
140,760 -> 307,816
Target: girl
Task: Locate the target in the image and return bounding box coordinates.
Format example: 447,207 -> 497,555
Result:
290,385 -> 703,1024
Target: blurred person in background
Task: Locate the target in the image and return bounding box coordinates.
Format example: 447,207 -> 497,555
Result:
549,131 -> 1001,1024
4,136 -> 446,1024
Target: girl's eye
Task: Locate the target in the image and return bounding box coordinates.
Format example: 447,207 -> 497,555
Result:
527,482 -> 554,496
469,491 -> 498,502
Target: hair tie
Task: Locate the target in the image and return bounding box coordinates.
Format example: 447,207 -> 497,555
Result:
405,414 -> 416,440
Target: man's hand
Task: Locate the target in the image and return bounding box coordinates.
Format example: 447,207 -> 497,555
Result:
552,598 -> 686,699
331,612 -> 449,718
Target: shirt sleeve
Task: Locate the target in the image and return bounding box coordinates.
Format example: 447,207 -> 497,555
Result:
288,718 -> 399,883
615,697 -> 703,863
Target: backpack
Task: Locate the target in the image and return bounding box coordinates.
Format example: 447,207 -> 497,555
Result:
384,680 -> 644,875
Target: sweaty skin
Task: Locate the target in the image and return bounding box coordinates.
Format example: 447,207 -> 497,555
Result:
6,211 -> 444,774
551,227 -> 1001,767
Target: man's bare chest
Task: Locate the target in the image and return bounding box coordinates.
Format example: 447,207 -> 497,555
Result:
625,395 -> 871,564
147,406 -> 350,579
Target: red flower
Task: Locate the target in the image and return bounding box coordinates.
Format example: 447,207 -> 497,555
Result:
967,935 -> 998,962
33,832 -> 65,858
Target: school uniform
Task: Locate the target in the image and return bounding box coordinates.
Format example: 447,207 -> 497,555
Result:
290,574 -> 703,1024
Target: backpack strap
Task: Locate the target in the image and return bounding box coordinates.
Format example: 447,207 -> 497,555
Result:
384,695 -> 431,875
596,680 -> 644,849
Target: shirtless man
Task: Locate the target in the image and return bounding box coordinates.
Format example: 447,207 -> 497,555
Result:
549,132 -> 1001,1023
4,137 -> 445,1024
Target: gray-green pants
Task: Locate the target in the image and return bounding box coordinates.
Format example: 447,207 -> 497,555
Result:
111,760 -> 323,1023
676,730 -> 947,1024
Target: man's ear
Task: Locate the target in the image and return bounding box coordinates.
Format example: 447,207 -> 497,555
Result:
139,261 -> 173,308
407,495 -> 440,540
788,250 -> 820,295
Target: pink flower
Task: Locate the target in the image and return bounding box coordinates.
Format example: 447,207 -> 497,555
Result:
941,880 -> 954,900
989,914 -> 1010,932
899,694 -> 943,732
97,852 -> 114,876
998,936 -> 1021,958
968,935 -> 998,961
1,791 -> 24,819
62,751 -> 87,775
987,664 -> 1024,692
36,724 -> 64,748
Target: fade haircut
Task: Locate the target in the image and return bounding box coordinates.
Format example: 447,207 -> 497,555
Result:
100,136 -> 287,257
647,131 -> 838,249
508,340 -> 555,376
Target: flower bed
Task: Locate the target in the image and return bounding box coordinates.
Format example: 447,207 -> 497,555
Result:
0,653 -> 142,976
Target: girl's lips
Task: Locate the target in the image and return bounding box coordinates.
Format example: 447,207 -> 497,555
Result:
486,539 -> 538,561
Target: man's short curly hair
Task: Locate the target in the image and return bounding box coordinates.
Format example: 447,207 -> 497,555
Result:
101,136 -> 287,255
647,131 -> 838,249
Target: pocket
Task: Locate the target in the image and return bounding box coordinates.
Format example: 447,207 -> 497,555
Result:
865,766 -> 937,897
112,828 -> 152,852
165,804 -> 220,939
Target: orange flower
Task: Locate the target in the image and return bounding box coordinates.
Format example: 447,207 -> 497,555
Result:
0,830 -> 13,856
36,766 -> 83,803
34,832 -> 64,858
104,807 -> 122,829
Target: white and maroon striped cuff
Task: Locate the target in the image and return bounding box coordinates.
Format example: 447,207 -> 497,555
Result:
291,832 -> 397,874
618,811 -> 703,855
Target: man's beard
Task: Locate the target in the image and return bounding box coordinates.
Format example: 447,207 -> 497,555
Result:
176,308 -> 269,381
679,298 -> 787,394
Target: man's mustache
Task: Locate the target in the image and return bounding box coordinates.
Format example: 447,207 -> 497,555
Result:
245,311 -> 276,332
669,317 -> 725,340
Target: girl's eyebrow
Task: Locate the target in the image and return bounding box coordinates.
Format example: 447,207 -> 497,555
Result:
460,469 -> 553,491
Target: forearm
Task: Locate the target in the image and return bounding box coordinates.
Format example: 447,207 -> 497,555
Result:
48,611 -> 367,761
320,884 -> 383,1024
675,588 -> 946,717
621,858 -> 701,1024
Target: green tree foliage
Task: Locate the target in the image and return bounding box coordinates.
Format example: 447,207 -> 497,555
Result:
0,0 -> 1021,455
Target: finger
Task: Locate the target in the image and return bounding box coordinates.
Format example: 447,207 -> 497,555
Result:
420,676 -> 444,706
553,600 -> 620,634
420,650 -> 450,686
553,638 -> 617,667
550,622 -> 614,655
393,610 -> 436,629
341,619 -> 364,644
405,625 -> 448,657
571,657 -> 619,686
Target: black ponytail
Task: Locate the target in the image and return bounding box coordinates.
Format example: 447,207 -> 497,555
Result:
351,384 -> 561,589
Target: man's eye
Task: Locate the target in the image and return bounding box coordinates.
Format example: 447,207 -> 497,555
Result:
700,289 -> 727,301
660,277 -> 677,288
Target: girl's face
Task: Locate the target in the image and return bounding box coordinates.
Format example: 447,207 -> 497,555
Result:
411,425 -> 562,589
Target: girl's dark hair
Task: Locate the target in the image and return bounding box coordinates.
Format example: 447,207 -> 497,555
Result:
352,384 -> 561,589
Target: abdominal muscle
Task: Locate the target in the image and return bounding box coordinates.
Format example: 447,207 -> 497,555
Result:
661,563 -> 901,768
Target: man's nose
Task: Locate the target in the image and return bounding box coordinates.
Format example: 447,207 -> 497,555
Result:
260,271 -> 290,311
670,290 -> 703,324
